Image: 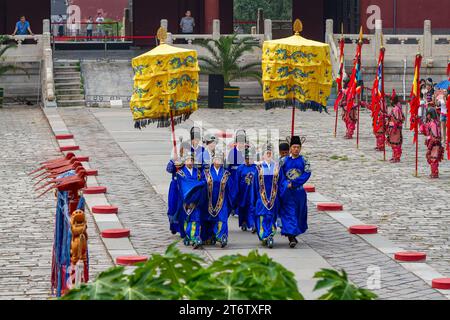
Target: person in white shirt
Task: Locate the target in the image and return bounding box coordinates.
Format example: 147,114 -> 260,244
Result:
95,12 -> 105,36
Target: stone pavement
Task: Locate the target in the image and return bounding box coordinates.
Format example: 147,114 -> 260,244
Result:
0,106 -> 112,300
59,106 -> 447,300
189,106 -> 450,277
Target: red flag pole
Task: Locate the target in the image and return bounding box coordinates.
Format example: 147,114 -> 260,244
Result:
170,110 -> 178,160
357,98 -> 360,149
415,122 -> 419,177
291,106 -> 296,136
334,109 -> 338,138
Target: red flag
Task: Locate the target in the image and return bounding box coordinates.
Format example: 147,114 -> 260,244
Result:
334,38 -> 345,112
409,54 -> 422,143
371,48 -> 385,134
447,94 -> 450,159
346,36 -> 363,114
447,62 -> 450,79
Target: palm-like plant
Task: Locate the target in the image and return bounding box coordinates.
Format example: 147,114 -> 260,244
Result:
0,36 -> 29,106
196,34 -> 262,87
0,36 -> 26,75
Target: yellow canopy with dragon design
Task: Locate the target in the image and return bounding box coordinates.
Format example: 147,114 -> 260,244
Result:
130,28 -> 200,128
262,19 -> 332,112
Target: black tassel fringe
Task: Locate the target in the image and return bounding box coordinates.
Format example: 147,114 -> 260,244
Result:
265,99 -> 328,114
134,112 -> 192,129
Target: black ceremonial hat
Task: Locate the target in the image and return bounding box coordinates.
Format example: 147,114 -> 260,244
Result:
290,135 -> 302,147
279,140 -> 290,152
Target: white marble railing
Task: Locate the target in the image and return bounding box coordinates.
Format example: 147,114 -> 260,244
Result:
326,19 -> 450,71
1,35 -> 43,62
161,18 -> 268,46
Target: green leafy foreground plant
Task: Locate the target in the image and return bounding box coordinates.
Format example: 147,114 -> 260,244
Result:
313,269 -> 378,300
62,242 -> 377,300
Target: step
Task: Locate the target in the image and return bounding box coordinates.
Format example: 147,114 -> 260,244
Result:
56,88 -> 84,95
54,71 -> 81,77
55,76 -> 81,83
57,99 -> 86,107
55,82 -> 83,89
56,94 -> 85,101
53,66 -> 80,72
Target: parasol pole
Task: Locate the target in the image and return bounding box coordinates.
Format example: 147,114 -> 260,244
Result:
291,106 -> 296,136
290,19 -> 303,137
156,26 -> 177,160
170,110 -> 178,160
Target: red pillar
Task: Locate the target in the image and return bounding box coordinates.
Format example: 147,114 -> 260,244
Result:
204,0 -> 220,34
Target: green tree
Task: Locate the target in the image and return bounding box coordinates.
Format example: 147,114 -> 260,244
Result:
234,0 -> 292,21
196,34 -> 262,87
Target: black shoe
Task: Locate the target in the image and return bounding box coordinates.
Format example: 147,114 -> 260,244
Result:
251,227 -> 257,234
288,236 -> 297,248
220,235 -> 228,248
241,224 -> 247,232
183,237 -> 190,246
267,236 -> 274,248
193,241 -> 202,249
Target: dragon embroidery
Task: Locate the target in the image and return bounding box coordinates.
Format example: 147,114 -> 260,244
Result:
277,66 -> 314,79
169,56 -> 197,69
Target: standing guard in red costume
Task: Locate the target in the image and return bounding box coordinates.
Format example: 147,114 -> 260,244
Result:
386,94 -> 405,162
339,78 -> 357,139
420,108 -> 444,178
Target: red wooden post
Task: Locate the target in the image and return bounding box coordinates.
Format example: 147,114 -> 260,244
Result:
170,110 -> 178,160
334,108 -> 338,138
291,106 -> 296,136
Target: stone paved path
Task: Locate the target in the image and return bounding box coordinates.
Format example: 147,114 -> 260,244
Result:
57,108 -> 210,259
79,107 -> 446,299
0,106 -> 112,300
191,106 -> 450,277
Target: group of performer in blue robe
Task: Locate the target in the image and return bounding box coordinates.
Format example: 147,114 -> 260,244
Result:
166,128 -> 312,249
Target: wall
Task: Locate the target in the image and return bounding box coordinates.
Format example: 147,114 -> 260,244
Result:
360,0 -> 450,33
70,0 -> 129,21
0,0 -> 50,34
132,0 -> 233,47
292,0 -> 325,41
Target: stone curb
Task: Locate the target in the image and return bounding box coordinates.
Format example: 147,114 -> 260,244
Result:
42,107 -> 139,270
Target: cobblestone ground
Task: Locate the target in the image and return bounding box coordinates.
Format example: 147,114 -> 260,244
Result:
58,108 -> 209,259
190,106 -> 450,278
0,107 -> 112,300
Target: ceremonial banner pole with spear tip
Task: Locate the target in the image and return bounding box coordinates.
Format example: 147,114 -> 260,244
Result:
356,27 -> 363,149
334,23 -> 344,138
409,50 -> 422,177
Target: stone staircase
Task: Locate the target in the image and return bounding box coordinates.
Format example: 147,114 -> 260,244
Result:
54,60 -> 86,107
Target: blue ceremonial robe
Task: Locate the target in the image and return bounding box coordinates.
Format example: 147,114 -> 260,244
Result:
191,145 -> 205,166
226,145 -> 244,214
251,161 -> 286,241
236,163 -> 257,229
166,160 -> 180,234
201,166 -> 236,242
176,166 -> 206,243
279,156 -> 311,237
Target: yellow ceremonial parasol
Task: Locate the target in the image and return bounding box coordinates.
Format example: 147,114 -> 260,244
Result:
262,19 -> 332,136
130,27 -> 200,130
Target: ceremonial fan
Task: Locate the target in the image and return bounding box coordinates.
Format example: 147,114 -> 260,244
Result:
130,27 -> 200,158
262,19 -> 333,136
